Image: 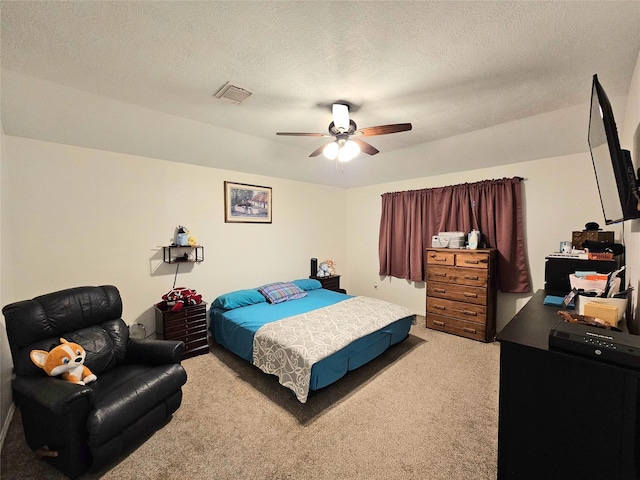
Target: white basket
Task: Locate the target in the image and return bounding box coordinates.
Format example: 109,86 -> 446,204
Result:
575,295 -> 627,322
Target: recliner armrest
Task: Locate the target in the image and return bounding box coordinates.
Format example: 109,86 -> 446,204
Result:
126,338 -> 184,365
13,375 -> 94,416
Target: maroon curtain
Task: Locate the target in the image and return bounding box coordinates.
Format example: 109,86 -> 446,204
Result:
378,177 -> 531,293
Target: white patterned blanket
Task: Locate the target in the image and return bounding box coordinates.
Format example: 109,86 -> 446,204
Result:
252,296 -> 414,403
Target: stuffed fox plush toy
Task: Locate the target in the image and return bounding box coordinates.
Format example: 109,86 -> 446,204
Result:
30,338 -> 97,385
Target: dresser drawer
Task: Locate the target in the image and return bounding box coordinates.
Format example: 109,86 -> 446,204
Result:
160,325 -> 207,343
426,313 -> 486,342
163,310 -> 207,329
426,297 -> 486,324
455,252 -> 491,269
426,265 -> 488,287
320,277 -> 339,291
181,335 -> 209,359
160,304 -> 206,322
426,250 -> 455,266
427,281 -> 487,305
163,316 -> 207,337
158,323 -> 208,357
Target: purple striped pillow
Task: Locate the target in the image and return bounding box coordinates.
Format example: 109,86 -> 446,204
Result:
258,282 -> 307,304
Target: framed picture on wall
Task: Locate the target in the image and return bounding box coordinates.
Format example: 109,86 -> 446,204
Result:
224,181 -> 272,223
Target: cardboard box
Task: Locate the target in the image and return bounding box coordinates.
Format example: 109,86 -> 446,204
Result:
583,302 -> 619,327
571,231 -> 614,249
576,295 -> 628,326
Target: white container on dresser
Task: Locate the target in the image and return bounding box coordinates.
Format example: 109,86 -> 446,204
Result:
425,248 -> 497,342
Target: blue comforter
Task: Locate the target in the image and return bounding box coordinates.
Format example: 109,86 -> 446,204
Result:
209,288 -> 413,393
210,289 -> 352,362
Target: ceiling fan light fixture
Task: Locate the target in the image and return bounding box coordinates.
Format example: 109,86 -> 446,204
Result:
332,104 -> 350,132
338,140 -> 360,162
323,141 -> 339,160
277,104 -> 410,159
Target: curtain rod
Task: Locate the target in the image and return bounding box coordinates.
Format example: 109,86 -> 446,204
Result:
382,176 -> 527,196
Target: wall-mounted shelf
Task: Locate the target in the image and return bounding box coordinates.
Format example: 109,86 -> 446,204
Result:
161,245 -> 204,264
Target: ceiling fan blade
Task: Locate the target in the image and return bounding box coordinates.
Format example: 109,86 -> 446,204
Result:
276,132 -> 331,137
356,123 -> 412,136
309,141 -> 334,157
352,138 -> 379,155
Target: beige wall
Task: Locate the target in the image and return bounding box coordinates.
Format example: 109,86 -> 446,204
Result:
345,152 -> 619,331
1,109 -> 14,444
3,133 -> 614,352
2,136 -> 346,334
343,51 -> 640,332
621,49 -> 640,333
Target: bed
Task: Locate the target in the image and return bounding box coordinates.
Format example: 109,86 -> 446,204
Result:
209,279 -> 415,402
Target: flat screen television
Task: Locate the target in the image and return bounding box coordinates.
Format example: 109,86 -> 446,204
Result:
588,74 -> 640,224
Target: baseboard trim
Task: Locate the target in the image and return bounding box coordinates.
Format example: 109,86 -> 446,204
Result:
0,403 -> 16,451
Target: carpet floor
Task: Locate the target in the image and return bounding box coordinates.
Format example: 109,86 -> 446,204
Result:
1,320 -> 500,479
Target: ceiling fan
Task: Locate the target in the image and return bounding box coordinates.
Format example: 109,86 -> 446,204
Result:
276,103 -> 412,162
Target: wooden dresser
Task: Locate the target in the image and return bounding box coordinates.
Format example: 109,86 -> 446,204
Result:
425,248 -> 497,342
155,302 -> 209,359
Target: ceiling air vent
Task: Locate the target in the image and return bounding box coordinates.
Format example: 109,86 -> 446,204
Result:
213,82 -> 252,105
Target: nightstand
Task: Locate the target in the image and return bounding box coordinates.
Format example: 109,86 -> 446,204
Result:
155,302 -> 209,359
310,275 -> 344,293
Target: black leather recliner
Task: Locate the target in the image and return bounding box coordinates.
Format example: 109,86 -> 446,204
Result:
3,285 -> 188,479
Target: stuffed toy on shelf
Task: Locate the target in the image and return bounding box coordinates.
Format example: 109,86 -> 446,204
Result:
316,260 -> 336,277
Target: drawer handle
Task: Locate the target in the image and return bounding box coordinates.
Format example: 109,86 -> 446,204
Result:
433,320 -> 445,327
434,258 -> 448,262
464,258 -> 488,265
463,327 -> 477,334
463,310 -> 477,316
434,288 -> 446,293
434,273 -> 447,277
463,293 -> 478,298
434,305 -> 446,310
464,275 -> 479,280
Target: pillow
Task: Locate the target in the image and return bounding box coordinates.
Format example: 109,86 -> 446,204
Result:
258,282 -> 307,305
292,278 -> 322,291
212,289 -> 266,310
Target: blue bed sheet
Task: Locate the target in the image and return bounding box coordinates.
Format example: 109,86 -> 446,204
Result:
210,289 -> 353,362
209,288 -> 413,394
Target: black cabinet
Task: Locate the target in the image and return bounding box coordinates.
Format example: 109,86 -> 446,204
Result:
310,275 -> 344,293
544,256 -> 618,295
155,302 -> 209,359
496,290 -> 640,479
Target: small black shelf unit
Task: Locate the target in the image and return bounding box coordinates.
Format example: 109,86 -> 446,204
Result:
162,245 -> 205,264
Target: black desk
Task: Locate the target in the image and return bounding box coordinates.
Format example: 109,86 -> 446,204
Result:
496,290 -> 640,479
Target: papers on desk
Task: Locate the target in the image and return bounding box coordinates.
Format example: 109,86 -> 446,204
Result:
569,274 -> 610,295
569,267 -> 625,298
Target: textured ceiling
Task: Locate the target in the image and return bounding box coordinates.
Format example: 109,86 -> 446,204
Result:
2,1 -> 640,188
